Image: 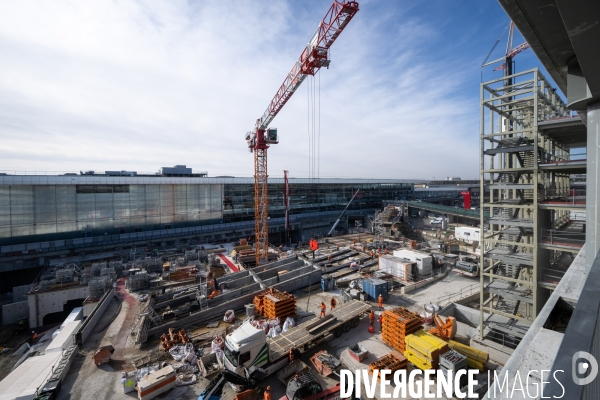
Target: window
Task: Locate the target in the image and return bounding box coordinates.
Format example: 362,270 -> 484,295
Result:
225,348 -> 239,367
239,351 -> 251,365
119,227 -> 125,234
134,227 -> 142,233
164,224 -> 171,229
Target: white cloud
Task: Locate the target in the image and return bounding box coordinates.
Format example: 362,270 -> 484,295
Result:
0,0 -> 479,179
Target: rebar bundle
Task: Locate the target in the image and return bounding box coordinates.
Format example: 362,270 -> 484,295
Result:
146,259 -> 162,274
91,262 -> 106,277
89,276 -> 110,299
55,268 -> 74,283
109,260 -> 124,276
185,250 -> 198,261
100,266 -> 117,282
128,272 -> 150,292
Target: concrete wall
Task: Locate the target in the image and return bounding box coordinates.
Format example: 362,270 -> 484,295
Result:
255,260 -> 305,280
262,266 -> 317,287
272,268 -> 321,293
28,285 -> 88,328
439,303 -> 487,327
48,344 -> 78,383
209,283 -> 261,304
2,301 -> 29,325
75,288 -> 115,345
12,285 -> 31,303
221,275 -> 254,289
147,265 -> 322,337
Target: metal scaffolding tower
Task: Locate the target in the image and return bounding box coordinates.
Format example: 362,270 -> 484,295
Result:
478,68 -> 578,343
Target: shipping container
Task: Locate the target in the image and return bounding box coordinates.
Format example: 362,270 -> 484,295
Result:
362,278 -> 388,301
454,226 -> 481,244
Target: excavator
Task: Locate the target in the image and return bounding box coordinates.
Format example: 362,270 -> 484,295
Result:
428,314 -> 457,341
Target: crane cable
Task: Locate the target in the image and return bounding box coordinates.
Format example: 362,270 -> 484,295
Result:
306,73 -> 321,180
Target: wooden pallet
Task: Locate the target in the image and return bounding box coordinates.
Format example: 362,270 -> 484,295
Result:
368,352 -> 407,382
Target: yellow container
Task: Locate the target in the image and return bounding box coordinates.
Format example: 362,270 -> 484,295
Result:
405,330 -> 447,359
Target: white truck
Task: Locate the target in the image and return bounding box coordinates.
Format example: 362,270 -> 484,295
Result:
199,300 -> 370,400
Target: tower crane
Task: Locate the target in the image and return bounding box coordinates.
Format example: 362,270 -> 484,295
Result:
245,1 -> 360,265
481,22 -> 530,80
481,21 -> 530,169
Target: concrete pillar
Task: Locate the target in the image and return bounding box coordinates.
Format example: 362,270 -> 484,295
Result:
586,101 -> 600,273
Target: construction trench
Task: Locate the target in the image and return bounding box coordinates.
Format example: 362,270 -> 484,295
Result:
138,257 -> 322,342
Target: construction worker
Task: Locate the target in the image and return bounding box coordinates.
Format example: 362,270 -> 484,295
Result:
353,238 -> 356,245
288,348 -> 295,363
264,386 -> 272,400
330,296 -> 337,311
378,294 -> 384,311
328,254 -> 332,261
320,302 -> 327,318
369,311 -> 375,326
378,314 -> 383,332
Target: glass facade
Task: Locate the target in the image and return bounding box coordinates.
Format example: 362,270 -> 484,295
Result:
223,182 -> 413,223
0,184 -> 222,245
0,178 -> 413,246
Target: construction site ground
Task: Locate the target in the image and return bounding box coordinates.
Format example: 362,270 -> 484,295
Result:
56,248 -> 480,400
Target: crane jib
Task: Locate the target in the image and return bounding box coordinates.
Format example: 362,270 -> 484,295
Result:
253,1 -> 359,133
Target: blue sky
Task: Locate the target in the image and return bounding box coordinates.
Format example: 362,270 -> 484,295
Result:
0,1 -> 557,179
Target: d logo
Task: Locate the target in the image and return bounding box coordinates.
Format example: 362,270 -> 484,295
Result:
572,351 -> 598,385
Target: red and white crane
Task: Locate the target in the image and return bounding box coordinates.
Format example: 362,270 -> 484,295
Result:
246,1 -> 360,265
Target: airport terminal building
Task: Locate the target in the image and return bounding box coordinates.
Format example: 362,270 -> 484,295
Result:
0,170 -> 414,287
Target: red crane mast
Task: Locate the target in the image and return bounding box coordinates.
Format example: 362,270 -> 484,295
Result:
246,1 -> 360,265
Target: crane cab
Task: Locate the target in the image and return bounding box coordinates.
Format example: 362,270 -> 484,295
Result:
266,128 -> 278,144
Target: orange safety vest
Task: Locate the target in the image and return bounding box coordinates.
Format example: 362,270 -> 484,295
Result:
369,313 -> 375,323
264,391 -> 271,400
378,297 -> 383,306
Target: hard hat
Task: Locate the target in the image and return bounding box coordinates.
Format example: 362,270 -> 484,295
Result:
267,386 -> 271,391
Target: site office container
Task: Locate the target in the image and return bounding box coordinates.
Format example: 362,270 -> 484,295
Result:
362,278 -> 388,301
392,249 -> 433,277
379,255 -> 417,281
